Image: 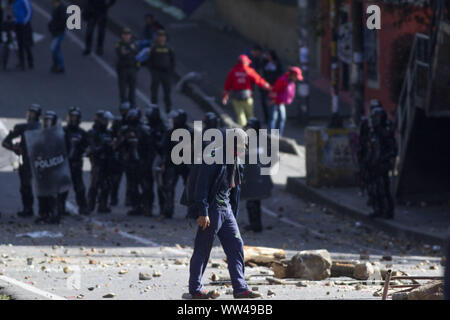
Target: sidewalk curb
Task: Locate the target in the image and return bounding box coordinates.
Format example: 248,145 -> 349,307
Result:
71,0 -> 301,155
286,177 -> 446,246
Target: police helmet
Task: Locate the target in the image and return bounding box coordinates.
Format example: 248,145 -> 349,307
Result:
245,117 -> 261,132
27,104 -> 42,122
203,112 -> 220,130
126,108 -> 141,126
119,102 -> 131,117
67,107 -> 82,127
169,109 -> 187,129
145,105 -> 161,125
43,111 -> 58,129
94,110 -> 110,129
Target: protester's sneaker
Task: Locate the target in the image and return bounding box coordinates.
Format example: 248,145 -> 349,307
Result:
190,290 -> 211,300
233,290 -> 263,299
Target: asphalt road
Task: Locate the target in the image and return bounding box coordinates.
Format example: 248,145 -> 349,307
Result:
0,1 -> 444,300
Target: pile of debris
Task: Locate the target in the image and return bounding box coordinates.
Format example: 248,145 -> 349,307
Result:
235,246 -> 445,300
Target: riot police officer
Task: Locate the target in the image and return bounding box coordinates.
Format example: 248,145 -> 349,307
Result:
115,28 -> 138,107
116,108 -> 154,216
366,100 -> 397,219
36,111 -> 63,225
61,107 -> 89,215
145,105 -> 167,214
160,109 -> 192,219
203,112 -> 220,131
2,104 -> 41,218
87,110 -> 114,214
241,117 -> 273,233
110,102 -> 131,206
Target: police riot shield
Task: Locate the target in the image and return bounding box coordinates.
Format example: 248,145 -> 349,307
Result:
25,126 -> 72,197
240,162 -> 273,201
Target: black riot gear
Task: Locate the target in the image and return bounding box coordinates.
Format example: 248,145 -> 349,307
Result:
27,104 -> 42,123
2,106 -> 42,217
145,105 -> 161,127
359,101 -> 397,219
61,107 -> 89,215
245,117 -> 261,131
116,114 -> 155,216
87,110 -> 114,213
119,102 -> 131,119
67,107 -> 82,128
43,111 -> 58,129
160,109 -> 192,219
203,112 -> 220,130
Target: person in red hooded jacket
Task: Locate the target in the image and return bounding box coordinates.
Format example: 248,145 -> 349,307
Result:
268,66 -> 303,136
222,54 -> 271,126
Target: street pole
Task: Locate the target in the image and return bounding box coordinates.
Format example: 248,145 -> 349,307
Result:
351,0 -> 365,125
329,0 -> 343,128
298,0 -> 310,125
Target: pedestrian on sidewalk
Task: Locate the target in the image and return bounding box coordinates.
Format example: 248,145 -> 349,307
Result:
48,0 -> 67,74
82,0 -> 116,56
148,30 -> 175,113
222,54 -> 271,127
267,66 -> 303,136
115,27 -> 138,107
260,49 -> 283,126
181,128 -> 262,299
12,0 -> 34,70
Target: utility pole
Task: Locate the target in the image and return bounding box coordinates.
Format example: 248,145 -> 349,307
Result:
329,0 -> 343,128
297,0 -> 311,125
351,0 -> 365,125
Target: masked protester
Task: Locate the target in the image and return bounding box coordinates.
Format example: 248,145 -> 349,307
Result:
35,111 -> 64,225
116,108 -> 154,216
159,109 -> 192,219
87,110 -> 114,213
145,105 -> 167,214
60,107 -> 89,215
365,100 -> 397,219
2,104 -> 41,218
181,128 -> 262,299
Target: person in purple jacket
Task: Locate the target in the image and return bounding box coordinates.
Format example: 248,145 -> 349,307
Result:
268,66 -> 303,137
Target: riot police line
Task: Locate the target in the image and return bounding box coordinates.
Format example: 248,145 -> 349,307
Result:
2,103 -> 274,231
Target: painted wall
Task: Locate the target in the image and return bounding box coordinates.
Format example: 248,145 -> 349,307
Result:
320,0 -> 429,113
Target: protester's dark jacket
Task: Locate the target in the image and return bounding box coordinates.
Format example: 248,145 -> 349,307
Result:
180,130 -> 243,219
48,4 -> 67,37
148,44 -> 175,72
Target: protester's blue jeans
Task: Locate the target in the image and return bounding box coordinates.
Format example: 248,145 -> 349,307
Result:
51,33 -> 65,68
268,103 -> 286,136
189,206 -> 248,295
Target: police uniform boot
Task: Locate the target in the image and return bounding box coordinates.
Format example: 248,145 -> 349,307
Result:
17,208 -> 34,218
